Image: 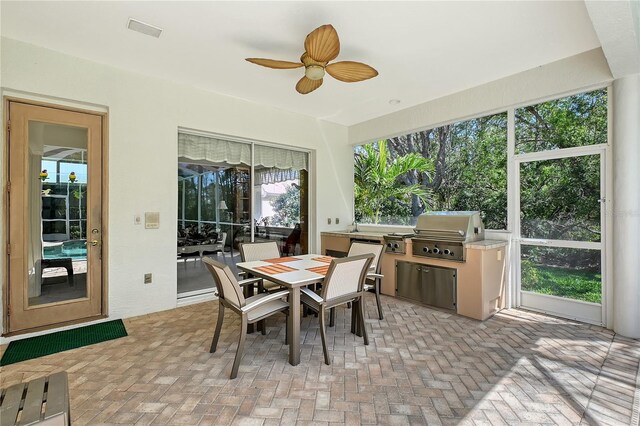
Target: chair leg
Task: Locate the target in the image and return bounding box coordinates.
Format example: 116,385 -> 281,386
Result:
319,307 -> 330,365
231,314 -> 248,379
375,279 -> 384,320
329,307 -> 335,327
285,313 -> 289,345
350,302 -> 357,335
210,304 -> 225,353
357,297 -> 369,345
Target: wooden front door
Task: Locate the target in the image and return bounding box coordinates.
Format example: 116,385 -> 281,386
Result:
6,100 -> 106,333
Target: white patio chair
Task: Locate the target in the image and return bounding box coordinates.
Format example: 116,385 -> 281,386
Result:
239,241 -> 286,292
347,241 -> 385,320
300,253 -> 374,365
203,257 -> 288,379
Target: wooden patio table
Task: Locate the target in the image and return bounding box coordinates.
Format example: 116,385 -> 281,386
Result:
236,254 -> 335,366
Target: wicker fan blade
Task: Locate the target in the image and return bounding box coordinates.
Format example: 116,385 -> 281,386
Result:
304,24 -> 340,63
245,58 -> 304,69
296,76 -> 323,94
325,61 -> 378,83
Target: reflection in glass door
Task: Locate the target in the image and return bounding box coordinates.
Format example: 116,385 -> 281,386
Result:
516,150 -> 605,324
7,101 -> 104,333
176,133 -> 310,297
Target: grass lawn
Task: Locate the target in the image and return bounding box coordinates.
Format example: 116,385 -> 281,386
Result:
521,263 -> 601,303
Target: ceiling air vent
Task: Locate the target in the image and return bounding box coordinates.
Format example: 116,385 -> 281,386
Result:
127,18 -> 163,38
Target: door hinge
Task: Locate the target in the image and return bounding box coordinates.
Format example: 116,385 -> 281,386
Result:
6,120 -> 10,133
6,181 -> 10,193
7,304 -> 11,316
6,243 -> 10,256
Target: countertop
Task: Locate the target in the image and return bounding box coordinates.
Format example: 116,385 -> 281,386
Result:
320,231 -> 386,239
465,240 -> 508,250
321,232 -> 508,251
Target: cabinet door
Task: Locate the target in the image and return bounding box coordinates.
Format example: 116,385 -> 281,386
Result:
421,266 -> 457,310
396,261 -> 421,301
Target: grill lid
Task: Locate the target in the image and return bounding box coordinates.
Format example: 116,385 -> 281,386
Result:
413,211 -> 484,242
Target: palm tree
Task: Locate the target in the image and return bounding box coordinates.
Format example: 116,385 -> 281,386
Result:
354,140 -> 434,224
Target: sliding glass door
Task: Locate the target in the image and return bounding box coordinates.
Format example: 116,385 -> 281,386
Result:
176,132 -> 309,296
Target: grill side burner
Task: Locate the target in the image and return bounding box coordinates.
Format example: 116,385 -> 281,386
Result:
383,232 -> 414,254
411,211 -> 485,262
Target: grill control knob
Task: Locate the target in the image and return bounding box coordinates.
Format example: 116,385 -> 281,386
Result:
432,248 -> 440,254
387,243 -> 392,248
443,249 -> 450,255
393,243 -> 399,249
422,247 -> 429,253
450,251 -> 455,256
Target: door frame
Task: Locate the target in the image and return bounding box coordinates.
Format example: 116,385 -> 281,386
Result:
514,145 -> 607,325
2,96 -> 109,335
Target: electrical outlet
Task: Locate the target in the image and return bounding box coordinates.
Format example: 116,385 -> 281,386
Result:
497,250 -> 502,261
144,273 -> 152,284
327,218 -> 332,225
335,218 -> 340,225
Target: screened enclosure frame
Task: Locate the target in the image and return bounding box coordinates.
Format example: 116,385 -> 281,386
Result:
351,83 -> 613,327
510,85 -> 612,327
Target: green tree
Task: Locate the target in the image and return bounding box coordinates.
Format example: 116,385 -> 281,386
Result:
354,140 -> 434,224
271,184 -> 300,227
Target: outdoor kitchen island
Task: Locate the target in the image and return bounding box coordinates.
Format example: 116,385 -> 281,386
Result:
321,230 -> 507,321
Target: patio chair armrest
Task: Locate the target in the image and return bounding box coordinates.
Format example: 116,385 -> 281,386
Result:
238,271 -> 247,278
238,277 -> 262,287
241,290 -> 289,313
301,287 -> 323,304
367,273 -> 384,280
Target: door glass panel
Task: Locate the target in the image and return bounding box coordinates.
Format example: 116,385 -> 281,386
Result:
218,166 -> 251,250
521,246 -> 601,303
177,154 -> 252,294
520,155 -> 601,242
29,121 -> 88,306
254,146 -> 309,256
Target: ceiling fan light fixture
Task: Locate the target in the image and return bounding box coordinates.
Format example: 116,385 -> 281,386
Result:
305,65 -> 325,81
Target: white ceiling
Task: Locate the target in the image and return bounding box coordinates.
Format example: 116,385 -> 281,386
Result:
1,1 -> 601,126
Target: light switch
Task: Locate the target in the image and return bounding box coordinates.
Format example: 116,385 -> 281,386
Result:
145,212 -> 160,229
327,218 -> 332,225
497,249 -> 502,261
134,215 -> 142,225
335,218 -> 340,225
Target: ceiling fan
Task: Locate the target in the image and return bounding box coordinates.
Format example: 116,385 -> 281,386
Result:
246,24 -> 378,94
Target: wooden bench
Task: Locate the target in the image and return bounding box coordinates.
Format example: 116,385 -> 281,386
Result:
0,372 -> 70,425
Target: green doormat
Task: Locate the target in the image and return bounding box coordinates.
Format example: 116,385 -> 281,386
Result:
1,319 -> 127,366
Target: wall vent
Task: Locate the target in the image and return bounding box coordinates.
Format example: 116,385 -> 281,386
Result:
127,18 -> 163,38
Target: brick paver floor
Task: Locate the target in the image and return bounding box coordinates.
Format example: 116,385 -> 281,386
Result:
1,294 -> 639,425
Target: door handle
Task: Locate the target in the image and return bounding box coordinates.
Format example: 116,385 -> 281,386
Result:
91,240 -> 99,246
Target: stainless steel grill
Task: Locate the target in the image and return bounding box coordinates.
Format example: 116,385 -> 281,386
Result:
411,211 -> 485,261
